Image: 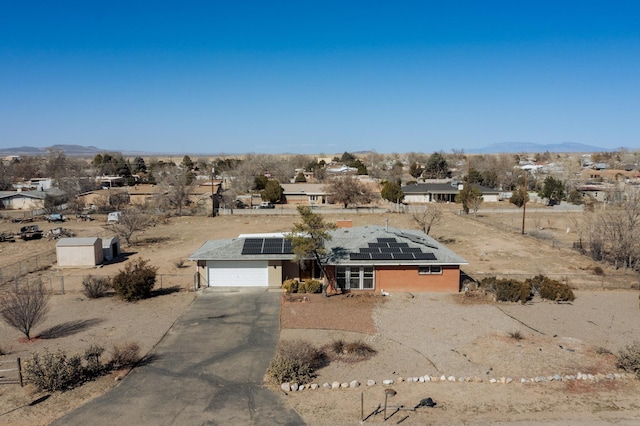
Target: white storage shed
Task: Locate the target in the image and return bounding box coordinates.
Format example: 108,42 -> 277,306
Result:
56,237 -> 104,267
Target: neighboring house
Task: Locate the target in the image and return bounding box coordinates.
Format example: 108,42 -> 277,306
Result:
189,225 -> 468,293
281,183 -> 328,206
402,182 -> 500,203
56,237 -> 104,267
0,188 -> 66,210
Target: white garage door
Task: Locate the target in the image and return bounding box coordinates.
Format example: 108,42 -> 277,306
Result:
207,260 -> 268,287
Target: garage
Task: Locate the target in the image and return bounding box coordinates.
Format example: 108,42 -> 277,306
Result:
207,260 -> 268,287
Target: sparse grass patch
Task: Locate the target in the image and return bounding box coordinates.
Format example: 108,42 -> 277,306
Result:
110,341 -> 141,369
508,331 -> 524,341
326,339 -> 376,362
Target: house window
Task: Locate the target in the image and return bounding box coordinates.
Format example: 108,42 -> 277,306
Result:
418,265 -> 443,275
336,266 -> 374,290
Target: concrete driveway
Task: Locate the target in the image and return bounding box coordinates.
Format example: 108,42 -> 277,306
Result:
54,288 -> 304,426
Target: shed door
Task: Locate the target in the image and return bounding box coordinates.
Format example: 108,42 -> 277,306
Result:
207,260 -> 268,287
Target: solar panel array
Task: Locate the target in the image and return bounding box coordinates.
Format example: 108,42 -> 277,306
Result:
241,238 -> 293,255
349,238 -> 437,261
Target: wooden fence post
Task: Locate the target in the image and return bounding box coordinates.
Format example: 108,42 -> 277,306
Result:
17,358 -> 23,387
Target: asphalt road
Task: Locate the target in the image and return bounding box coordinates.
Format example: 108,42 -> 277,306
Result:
54,288 -> 304,426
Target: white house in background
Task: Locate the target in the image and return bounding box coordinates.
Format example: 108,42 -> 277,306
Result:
56,237 -> 104,267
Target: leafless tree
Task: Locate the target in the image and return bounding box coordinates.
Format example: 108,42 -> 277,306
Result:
155,165 -> 197,216
324,175 -> 374,208
0,280 -> 49,340
106,206 -> 153,245
412,204 -> 442,235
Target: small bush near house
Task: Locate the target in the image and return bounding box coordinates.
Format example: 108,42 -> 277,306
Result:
267,355 -> 315,384
24,350 -> 84,391
266,340 -> 324,384
111,258 -> 157,301
110,341 -> 141,369
282,279 -> 299,294
616,342 -> 640,378
526,275 -> 575,302
302,280 -> 323,294
82,275 -> 111,299
481,277 -> 532,304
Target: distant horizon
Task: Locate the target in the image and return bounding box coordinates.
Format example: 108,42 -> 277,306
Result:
1,2 -> 639,154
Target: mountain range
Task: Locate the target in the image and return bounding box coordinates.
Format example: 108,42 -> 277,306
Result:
0,142 -> 614,157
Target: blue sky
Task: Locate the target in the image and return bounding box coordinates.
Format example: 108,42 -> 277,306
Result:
1,1 -> 639,154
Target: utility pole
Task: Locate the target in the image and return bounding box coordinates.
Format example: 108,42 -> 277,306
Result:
521,171 -> 527,235
211,167 -> 216,218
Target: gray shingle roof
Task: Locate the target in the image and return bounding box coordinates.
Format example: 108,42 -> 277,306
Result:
189,226 -> 467,266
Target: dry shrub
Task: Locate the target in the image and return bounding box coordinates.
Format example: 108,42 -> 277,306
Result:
82,275 -> 111,299
267,356 -> 315,384
616,342 -> 640,378
481,277 -> 532,304
110,342 -> 141,369
277,339 -> 324,369
328,339 -> 376,361
266,339 -> 323,384
526,275 -> 575,302
593,266 -> 604,276
111,259 -> 157,302
24,350 -> 84,391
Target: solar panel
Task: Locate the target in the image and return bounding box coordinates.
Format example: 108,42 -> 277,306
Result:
350,253 -> 371,260
370,253 -> 394,260
377,238 -> 397,243
403,247 -> 423,254
242,237 -> 293,255
379,246 -> 402,253
392,253 -> 415,260
361,247 -> 381,253
369,242 -> 390,248
414,253 -> 436,260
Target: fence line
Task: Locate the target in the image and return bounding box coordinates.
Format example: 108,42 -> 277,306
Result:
469,272 -> 640,291
1,273 -> 196,295
0,250 -> 57,286
0,358 -> 23,387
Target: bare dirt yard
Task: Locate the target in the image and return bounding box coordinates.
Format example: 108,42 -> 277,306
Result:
0,205 -> 639,425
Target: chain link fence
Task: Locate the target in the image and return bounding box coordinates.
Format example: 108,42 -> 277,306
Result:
469,272 -> 640,291
0,250 -> 57,286
0,273 -> 196,295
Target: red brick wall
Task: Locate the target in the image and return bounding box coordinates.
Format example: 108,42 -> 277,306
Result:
375,265 -> 460,293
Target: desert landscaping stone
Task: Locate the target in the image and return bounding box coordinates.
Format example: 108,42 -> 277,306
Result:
340,382 -> 349,388
310,384 -> 318,390
323,383 -> 331,389
440,375 -> 447,382
349,380 -> 359,388
331,382 -> 340,389
281,383 -> 291,392
382,379 -> 394,385
367,379 -> 376,386
290,383 -> 299,391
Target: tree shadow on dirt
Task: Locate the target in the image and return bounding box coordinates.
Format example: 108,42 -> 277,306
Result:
36,318 -> 104,339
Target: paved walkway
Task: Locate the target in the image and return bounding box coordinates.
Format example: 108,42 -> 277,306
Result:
55,289 -> 304,426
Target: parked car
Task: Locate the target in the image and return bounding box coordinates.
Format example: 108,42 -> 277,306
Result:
20,225 -> 43,240
107,211 -> 122,223
254,202 -> 275,209
47,213 -> 65,223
